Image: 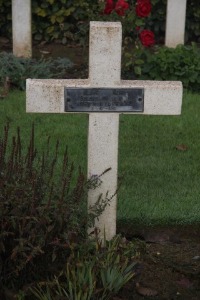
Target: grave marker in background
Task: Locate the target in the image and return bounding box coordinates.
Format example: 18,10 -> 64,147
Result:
165,0 -> 187,48
12,0 -> 32,57
10,0 -> 188,56
26,22 -> 182,240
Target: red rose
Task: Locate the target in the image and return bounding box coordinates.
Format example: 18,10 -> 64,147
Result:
115,0 -> 129,16
104,0 -> 115,14
139,30 -> 155,47
136,0 -> 152,18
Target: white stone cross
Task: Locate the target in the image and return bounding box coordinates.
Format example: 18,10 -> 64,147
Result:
26,22 -> 182,241
12,0 -> 32,57
165,0 -> 187,48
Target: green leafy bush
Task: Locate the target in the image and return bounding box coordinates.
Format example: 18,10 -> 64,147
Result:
32,0 -> 101,44
0,52 -> 73,90
123,43 -> 200,92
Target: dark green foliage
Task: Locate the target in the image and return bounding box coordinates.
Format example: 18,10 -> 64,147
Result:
186,0 -> 200,42
31,0 -> 101,45
147,0 -> 167,43
0,123 -> 90,290
0,0 -> 11,38
123,43 -> 200,92
0,52 -> 73,90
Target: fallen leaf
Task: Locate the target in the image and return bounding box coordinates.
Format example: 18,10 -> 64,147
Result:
0,37 -> 9,44
4,288 -> 18,300
176,277 -> 193,289
0,76 -> 10,99
192,256 -> 200,260
175,144 -> 188,151
39,40 -> 47,46
136,282 -> 158,297
39,50 -> 51,54
143,232 -> 170,243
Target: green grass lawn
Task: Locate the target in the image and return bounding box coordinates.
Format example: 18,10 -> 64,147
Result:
1,90 -> 200,226
118,92 -> 200,226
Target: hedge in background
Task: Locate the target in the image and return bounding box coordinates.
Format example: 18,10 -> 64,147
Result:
0,0 -> 200,45
123,43 -> 200,92
32,0 -> 100,44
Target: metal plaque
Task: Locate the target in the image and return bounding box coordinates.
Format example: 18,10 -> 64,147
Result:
64,88 -> 144,112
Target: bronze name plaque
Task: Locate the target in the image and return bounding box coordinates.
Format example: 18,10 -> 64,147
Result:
64,88 -> 144,112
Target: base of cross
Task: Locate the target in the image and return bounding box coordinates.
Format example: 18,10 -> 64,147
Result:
26,22 -> 182,241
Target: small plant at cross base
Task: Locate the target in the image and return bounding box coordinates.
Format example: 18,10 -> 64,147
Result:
30,235 -> 140,300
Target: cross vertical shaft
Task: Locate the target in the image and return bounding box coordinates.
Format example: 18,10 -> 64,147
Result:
89,22 -> 122,87
88,22 -> 122,240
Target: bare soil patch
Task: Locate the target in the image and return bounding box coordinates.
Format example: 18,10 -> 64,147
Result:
116,225 -> 200,299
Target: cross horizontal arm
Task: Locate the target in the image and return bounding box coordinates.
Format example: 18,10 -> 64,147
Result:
26,79 -> 182,115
